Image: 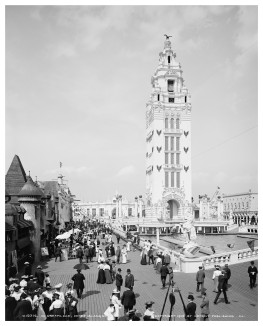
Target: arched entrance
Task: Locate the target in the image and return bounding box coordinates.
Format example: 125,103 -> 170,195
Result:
111,208 -> 116,218
166,199 -> 180,219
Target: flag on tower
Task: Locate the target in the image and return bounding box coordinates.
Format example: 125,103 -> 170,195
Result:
60,162 -> 62,168
247,240 -> 255,251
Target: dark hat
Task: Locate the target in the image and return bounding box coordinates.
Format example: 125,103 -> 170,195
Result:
127,269 -> 131,272
37,265 -> 42,269
117,268 -> 122,272
127,309 -> 137,315
46,285 -> 52,290
33,277 -> 38,281
29,275 -> 34,279
66,292 -> 72,296
53,293 -> 60,298
14,285 -> 21,291
20,292 -> 28,299
188,295 -> 194,300
145,301 -> 154,306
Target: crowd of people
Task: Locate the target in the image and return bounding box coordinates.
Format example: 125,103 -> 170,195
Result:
5,218 -> 258,321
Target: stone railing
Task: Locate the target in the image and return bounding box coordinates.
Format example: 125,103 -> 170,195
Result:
111,224 -> 258,273
201,247 -> 258,269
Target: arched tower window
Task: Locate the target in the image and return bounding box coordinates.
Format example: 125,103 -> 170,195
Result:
170,118 -> 174,129
165,118 -> 169,128
176,118 -> 180,129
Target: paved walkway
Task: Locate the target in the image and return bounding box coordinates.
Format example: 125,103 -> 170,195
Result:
38,235 -> 257,321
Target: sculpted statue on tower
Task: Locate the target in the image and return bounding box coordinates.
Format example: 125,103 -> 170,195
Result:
180,207 -> 200,257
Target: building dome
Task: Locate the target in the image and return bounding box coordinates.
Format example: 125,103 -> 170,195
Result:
18,175 -> 44,198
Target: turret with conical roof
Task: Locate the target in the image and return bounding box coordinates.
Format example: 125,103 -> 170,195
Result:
18,175 -> 44,201
18,175 -> 43,263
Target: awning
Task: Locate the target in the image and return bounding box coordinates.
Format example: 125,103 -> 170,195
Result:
5,222 -> 16,231
17,219 -> 34,228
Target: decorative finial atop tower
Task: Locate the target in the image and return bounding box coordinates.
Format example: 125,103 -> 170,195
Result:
163,34 -> 172,50
164,34 -> 172,40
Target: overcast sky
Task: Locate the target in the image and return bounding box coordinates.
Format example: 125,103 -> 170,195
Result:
5,5 -> 258,202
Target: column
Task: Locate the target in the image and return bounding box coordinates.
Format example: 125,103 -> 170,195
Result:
119,195 -> 122,218
135,197 -> 138,217
116,197 -> 119,218
156,227 -> 160,245
138,195 -> 143,217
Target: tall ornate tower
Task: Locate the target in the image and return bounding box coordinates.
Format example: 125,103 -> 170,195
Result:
145,37 -> 192,222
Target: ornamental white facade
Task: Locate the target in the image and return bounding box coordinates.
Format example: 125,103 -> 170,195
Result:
145,37 -> 192,222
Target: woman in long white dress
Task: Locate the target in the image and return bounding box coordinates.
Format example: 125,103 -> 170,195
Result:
121,245 -> 127,264
110,289 -> 122,320
126,240 -> 131,252
97,249 -> 104,263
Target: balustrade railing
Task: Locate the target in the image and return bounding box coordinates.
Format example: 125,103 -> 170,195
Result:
202,247 -> 258,269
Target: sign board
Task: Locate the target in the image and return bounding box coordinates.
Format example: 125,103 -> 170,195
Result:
41,247 -> 49,256
61,248 -> 68,261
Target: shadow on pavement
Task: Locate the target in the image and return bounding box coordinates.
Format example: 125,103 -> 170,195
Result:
82,290 -> 101,299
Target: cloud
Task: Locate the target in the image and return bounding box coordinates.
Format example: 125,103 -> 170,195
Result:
116,165 -> 136,177
49,42 -> 77,58
213,171 -> 228,185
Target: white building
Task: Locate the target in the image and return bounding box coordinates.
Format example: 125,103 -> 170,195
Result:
223,190 -> 258,225
75,194 -> 145,219
145,37 -> 192,222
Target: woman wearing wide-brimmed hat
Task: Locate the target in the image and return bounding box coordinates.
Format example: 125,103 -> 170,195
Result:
110,289 -> 122,320
143,301 -> 156,320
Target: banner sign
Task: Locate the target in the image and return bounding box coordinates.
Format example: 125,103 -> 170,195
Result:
41,247 -> 49,256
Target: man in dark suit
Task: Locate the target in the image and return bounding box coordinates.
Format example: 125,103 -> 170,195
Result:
223,264 -> 231,289
35,265 -> 45,286
116,246 -> 121,264
121,286 -> 136,314
196,266 -> 205,292
5,289 -> 17,320
116,268 -> 123,292
160,263 -> 169,288
213,270 -> 230,304
13,292 -> 33,321
185,294 -> 196,321
71,269 -> 85,299
24,262 -> 32,276
124,269 -> 134,290
248,261 -> 258,288
148,246 -> 154,265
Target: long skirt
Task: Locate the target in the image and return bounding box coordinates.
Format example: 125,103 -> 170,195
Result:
156,262 -> 162,274
105,269 -> 113,284
97,269 -> 106,284
51,308 -> 64,321
111,247 -> 115,256
213,277 -> 219,292
140,254 -> 147,265
122,254 -> 127,264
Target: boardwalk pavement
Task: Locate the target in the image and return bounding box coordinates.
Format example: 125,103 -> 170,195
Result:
37,235 -> 257,321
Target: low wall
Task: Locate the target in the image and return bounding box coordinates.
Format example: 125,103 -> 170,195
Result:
111,226 -> 258,273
